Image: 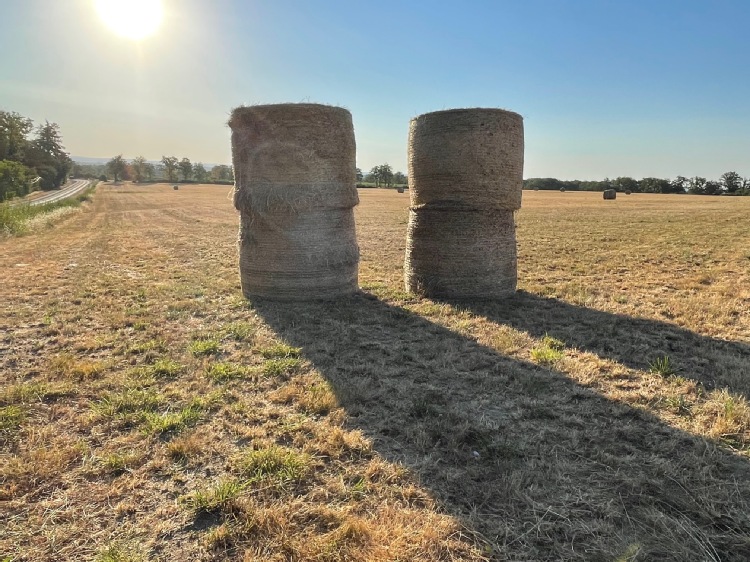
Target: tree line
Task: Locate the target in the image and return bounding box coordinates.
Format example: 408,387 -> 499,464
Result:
357,164 -> 407,187
524,172 -> 750,195
85,155 -> 233,184
0,111 -> 72,201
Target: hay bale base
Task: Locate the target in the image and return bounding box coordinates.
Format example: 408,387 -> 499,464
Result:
405,209 -> 517,299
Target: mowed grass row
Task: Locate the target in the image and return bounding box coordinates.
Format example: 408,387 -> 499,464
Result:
1,184 -> 749,561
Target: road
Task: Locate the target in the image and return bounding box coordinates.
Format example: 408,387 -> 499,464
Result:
7,179 -> 92,207
27,179 -> 92,206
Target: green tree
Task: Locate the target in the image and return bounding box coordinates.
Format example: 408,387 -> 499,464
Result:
210,164 -> 232,182
720,171 -> 743,194
687,176 -> 707,194
669,176 -> 689,194
106,155 -> 127,182
393,171 -> 407,185
704,180 -> 722,195
131,156 -> 148,183
193,162 -> 207,183
161,156 -> 178,182
143,162 -> 155,181
24,121 -> 71,189
355,167 -> 363,182
0,160 -> 34,200
179,157 -> 193,181
0,111 -> 33,161
611,177 -> 639,193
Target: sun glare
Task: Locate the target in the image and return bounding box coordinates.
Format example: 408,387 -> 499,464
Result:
95,0 -> 163,40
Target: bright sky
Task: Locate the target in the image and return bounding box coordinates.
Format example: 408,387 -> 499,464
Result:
1,0 -> 749,179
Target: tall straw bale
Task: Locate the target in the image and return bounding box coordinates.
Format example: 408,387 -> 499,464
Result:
603,189 -> 616,200
230,103 -> 359,300
405,108 -> 523,299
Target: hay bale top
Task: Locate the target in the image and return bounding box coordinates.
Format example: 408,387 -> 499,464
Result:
410,107 -> 522,125
408,107 -> 524,211
230,103 -> 357,213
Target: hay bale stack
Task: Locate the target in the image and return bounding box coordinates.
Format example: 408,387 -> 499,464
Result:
229,103 -> 359,300
603,189 -> 616,200
405,108 -> 523,299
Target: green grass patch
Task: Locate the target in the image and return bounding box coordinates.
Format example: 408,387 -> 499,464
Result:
649,355 -> 676,377
0,405 -> 25,436
181,479 -> 244,514
147,358 -> 183,378
188,338 -> 221,356
530,335 -> 566,365
95,542 -> 146,562
224,321 -> 255,341
234,445 -> 309,483
92,388 -> 162,419
259,342 -> 301,359
262,357 -> 302,378
141,400 -> 205,435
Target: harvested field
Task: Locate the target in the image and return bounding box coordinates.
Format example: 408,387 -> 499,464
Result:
2,184 -> 750,560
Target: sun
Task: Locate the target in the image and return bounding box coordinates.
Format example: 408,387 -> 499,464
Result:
95,0 -> 164,40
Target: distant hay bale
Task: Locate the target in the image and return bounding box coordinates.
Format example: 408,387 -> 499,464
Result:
173,185 -> 179,190
396,187 -> 404,194
408,108 -> 523,211
603,189 -> 616,200
560,187 -> 566,192
405,108 -> 523,299
229,103 -> 359,300
625,190 -> 632,195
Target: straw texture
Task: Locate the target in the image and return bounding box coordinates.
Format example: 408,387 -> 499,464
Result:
405,108 -> 523,299
408,108 -> 524,211
230,103 -> 359,300
405,209 -> 517,298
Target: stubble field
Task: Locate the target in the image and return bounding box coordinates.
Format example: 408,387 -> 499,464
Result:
1,184 -> 750,561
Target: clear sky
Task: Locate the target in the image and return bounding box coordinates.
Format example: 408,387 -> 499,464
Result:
1,0 -> 749,179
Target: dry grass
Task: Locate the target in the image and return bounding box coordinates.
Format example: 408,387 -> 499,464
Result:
1,183 -> 749,560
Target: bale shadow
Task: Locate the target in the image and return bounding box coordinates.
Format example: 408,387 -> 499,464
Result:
443,291 -> 750,399
254,293 -> 750,561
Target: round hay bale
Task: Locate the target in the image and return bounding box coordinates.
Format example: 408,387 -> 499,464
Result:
603,189 -> 616,200
408,108 -> 524,211
229,103 -> 359,300
404,107 -> 523,299
396,187 -> 404,194
625,190 -> 632,195
560,187 -> 566,192
173,185 -> 179,190
405,209 -> 517,298
230,104 -> 358,213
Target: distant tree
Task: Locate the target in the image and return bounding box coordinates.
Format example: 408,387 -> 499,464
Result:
193,162 -> 207,183
161,156 -> 179,182
393,171 -> 407,185
369,164 -> 394,187
0,160 -> 34,200
704,180 -> 722,195
638,177 -> 671,194
131,156 -> 148,183
0,111 -> 33,161
612,176 -> 639,193
106,155 -> 127,182
687,176 -> 707,194
670,176 -> 689,194
355,167 -> 363,182
210,164 -> 233,182
179,157 -> 193,181
720,171 -> 743,194
24,121 -> 71,189
143,162 -> 155,181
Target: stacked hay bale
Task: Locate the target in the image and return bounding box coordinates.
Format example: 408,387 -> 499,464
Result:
405,108 -> 523,298
603,189 -> 616,200
229,104 -> 359,300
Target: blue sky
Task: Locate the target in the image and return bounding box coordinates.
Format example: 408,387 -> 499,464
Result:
1,0 -> 748,179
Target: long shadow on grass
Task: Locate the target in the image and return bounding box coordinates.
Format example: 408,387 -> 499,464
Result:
445,291 -> 750,399
254,292 -> 750,561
